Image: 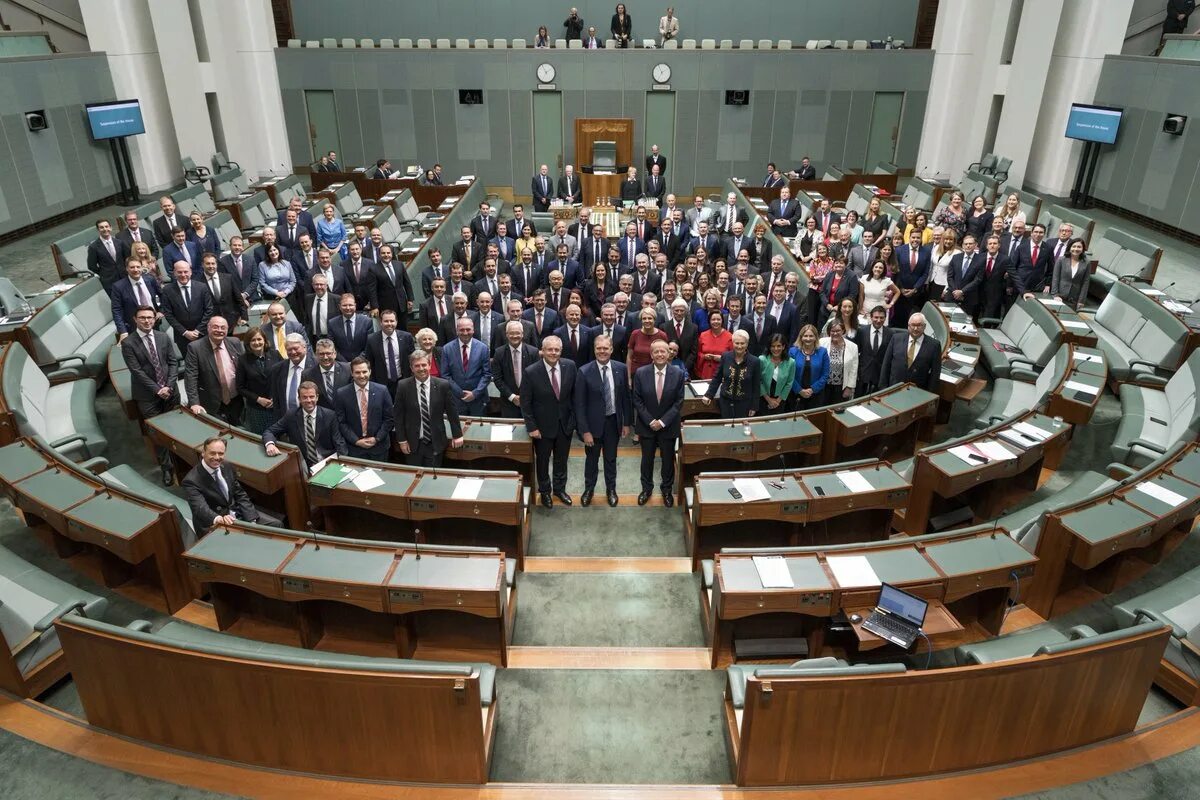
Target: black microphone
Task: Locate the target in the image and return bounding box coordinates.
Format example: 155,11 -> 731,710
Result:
309,522 -> 321,550
414,525 -> 422,560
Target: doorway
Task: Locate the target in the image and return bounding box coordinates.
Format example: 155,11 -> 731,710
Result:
304,90 -> 341,164
532,91 -> 564,176
864,92 -> 904,169
644,91 -> 676,180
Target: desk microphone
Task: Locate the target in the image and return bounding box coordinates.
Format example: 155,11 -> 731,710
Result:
1160,281 -> 1177,295
414,525 -> 422,560
308,523 -> 321,550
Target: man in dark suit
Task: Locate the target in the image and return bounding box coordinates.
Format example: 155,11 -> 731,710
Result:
794,156 -> 817,181
812,199 -> 841,238
111,258 -> 162,340
116,209 -> 158,261
393,349 -> 464,467
365,309 -> 414,397
999,218 -> 1029,306
507,205 -> 537,242
511,248 -> 543,299
558,165 -> 582,205
269,334 -> 319,416
370,159 -> 392,180
591,304 -> 629,362
438,292 -> 474,346
713,193 -> 749,237
341,241 -> 378,313
371,244 -> 414,318
121,305 -> 180,483
86,219 -> 124,294
575,334 -> 630,507
740,294 -> 778,357
894,230 -> 932,324
161,262 -> 213,355
686,222 -> 719,262
631,340 -> 685,507
334,357 -> 393,460
183,436 -> 275,537
764,170 -> 787,189
645,145 -> 667,177
452,226 -> 484,273
856,305 -> 894,396
303,272 -> 338,342
555,304 -> 593,365
276,196 -> 317,241
328,293 -> 372,362
978,233 -> 1011,321
492,320 -> 540,419
644,164 -> 666,202
419,248 -> 448,298
664,299 -> 699,373
947,234 -> 985,318
531,164 -> 555,212
495,298 -> 535,349
259,301 -> 305,360
878,312 -> 942,393
198,253 -> 245,326
524,290 -> 560,343
323,151 -> 341,172
184,315 -> 244,424
162,227 -> 202,270
220,236 -> 261,305
469,202 -> 497,243
152,196 -> 189,247
656,211 -> 687,266
275,208 -> 305,253
419,277 -> 452,336
577,223 -> 611,273
1013,222 -> 1055,300
263,381 -> 347,471
768,187 -> 801,238
766,282 -> 801,346
311,338 -> 350,410
724,222 -> 756,266
521,335 -> 577,507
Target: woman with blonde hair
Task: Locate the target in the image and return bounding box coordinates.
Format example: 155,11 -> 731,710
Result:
995,192 -> 1026,232
788,324 -> 828,410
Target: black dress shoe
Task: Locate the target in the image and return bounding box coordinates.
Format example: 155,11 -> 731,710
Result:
662,491 -> 675,508
553,491 -> 573,506
161,466 -> 174,486
607,491 -> 619,507
581,490 -> 594,507
540,492 -> 553,509
637,490 -> 650,506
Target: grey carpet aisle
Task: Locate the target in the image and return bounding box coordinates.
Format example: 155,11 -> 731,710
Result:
528,505 -> 688,557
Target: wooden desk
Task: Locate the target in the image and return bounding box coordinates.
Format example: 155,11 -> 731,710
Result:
1033,297 -> 1099,346
434,416 -> 534,485
707,526 -> 1035,667
580,173 -> 624,207
681,379 -> 720,419
248,178 -> 284,206
821,383 -> 939,463
184,524 -> 511,666
308,456 -> 531,569
931,301 -> 981,344
0,438 -> 193,612
1046,345 -> 1107,425
144,408 -> 311,529
678,413 -> 822,499
1026,443 -> 1200,617
937,340 -> 985,422
684,461 -> 908,571
902,411 -> 1072,535
845,599 -> 963,651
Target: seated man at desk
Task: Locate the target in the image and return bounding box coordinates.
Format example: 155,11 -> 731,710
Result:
334,356 -> 393,460
263,380 -> 346,471
394,350 -> 463,467
183,436 -> 280,536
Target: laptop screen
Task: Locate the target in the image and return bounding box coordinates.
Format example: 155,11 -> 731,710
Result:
878,583 -> 928,626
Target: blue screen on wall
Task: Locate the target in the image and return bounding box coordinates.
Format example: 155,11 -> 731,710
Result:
1065,103 -> 1122,144
85,100 -> 146,141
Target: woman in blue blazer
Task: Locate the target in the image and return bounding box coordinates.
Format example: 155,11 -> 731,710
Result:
788,324 -> 829,410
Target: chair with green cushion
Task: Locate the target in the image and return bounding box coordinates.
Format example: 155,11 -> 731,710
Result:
899,179 -> 936,213
1037,204 -> 1095,245
1089,228 -> 1163,296
955,621 -> 1167,665
210,168 -> 249,203
1,343 -> 107,460
1111,347 -> 1200,467
872,161 -> 899,175
822,165 -> 846,182
0,544 -> 108,697
978,299 -> 1062,380
25,278 -> 115,379
1091,282 -> 1188,384
172,182 -> 209,217
1113,575 -> 1200,701
973,342 -> 1071,428
726,660 -> 906,710
49,227 -> 98,280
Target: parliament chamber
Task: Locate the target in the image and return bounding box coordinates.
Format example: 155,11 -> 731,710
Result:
5,2 -> 1200,799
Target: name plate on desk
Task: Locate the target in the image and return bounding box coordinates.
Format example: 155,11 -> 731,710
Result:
781,502 -> 808,515
462,442 -> 487,453
390,589 -> 424,604
188,561 -> 214,575
729,443 -> 752,455
282,577 -> 312,593
411,500 -> 436,513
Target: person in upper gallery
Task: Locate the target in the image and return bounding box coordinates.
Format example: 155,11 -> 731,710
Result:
183,436 -> 279,537
1050,237 -> 1091,311
393,349 -> 463,468
703,328 -> 761,420
575,333 -> 630,507
558,164 -> 583,205
620,166 -> 642,203
878,312 -> 941,393
429,163 -> 444,185
121,305 -> 180,485
584,25 -> 603,48
370,158 -> 392,180
153,195 -> 189,246
263,380 -> 346,472
333,356 -> 393,460
419,167 -> 437,186
323,151 -> 341,172
87,218 -> 124,294
658,8 -> 678,46
631,339 -> 684,507
610,3 -> 632,48
532,164 -> 555,212
185,315 -> 245,424
111,257 -> 163,341
521,334 -> 577,508
793,156 -> 817,181
535,25 -> 552,48
564,6 -> 585,40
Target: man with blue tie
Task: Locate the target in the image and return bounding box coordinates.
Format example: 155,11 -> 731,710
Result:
443,316 -> 492,416
491,223 -> 515,263
632,339 -> 685,507
687,221 -> 718,261
575,334 -> 629,507
578,223 -> 610,273
163,226 -> 202,269
334,357 -> 393,460
532,164 -> 554,212
894,229 -> 932,325
111,257 -> 163,341
329,293 -> 372,362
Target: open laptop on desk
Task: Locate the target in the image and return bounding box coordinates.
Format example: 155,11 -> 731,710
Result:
861,583 -> 927,649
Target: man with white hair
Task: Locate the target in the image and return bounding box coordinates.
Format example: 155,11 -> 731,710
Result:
878,312 -> 942,392
558,164 -> 582,205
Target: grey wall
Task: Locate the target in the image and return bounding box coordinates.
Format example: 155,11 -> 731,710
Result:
0,53 -> 120,237
275,47 -> 933,193
1090,55 -> 1200,232
289,0 -> 919,45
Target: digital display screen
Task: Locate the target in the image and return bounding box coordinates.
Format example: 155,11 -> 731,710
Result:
1065,103 -> 1122,145
85,100 -> 146,141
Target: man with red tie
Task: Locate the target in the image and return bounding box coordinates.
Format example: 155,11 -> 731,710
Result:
520,335 -> 577,508
632,339 -> 685,507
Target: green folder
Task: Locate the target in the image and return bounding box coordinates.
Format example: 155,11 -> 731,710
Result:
311,463 -> 352,489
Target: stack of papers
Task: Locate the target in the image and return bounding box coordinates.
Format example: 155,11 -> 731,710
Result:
1013,421 -> 1052,441
731,478 -> 771,502
491,424 -> 514,442
835,471 -> 873,493
1164,300 -> 1193,315
826,555 -> 880,587
1073,352 -> 1102,363
1063,380 -> 1099,395
1141,288 -> 1165,297
752,556 -> 794,588
976,440 -> 1016,461
949,444 -> 990,466
947,351 -> 975,365
1039,296 -> 1065,306
939,371 -> 961,384
350,469 -> 385,492
1134,481 -> 1188,507
452,477 -> 484,501
1062,320 -> 1089,330
845,405 -> 881,422
997,429 -> 1032,450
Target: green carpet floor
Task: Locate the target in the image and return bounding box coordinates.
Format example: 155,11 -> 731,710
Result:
528,506 -> 688,557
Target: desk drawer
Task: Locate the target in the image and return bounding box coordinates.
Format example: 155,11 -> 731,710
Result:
387,588 -> 500,617
187,559 -> 278,596
721,592 -> 800,615
944,568 -> 1025,600
286,579 -> 387,612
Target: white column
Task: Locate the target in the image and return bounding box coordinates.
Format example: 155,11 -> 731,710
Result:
146,0 -> 216,172
78,0 -> 179,193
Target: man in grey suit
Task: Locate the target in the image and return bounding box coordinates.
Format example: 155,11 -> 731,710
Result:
184,315 -> 245,424
685,195 -> 715,231
121,305 -> 181,484
847,231 -> 879,278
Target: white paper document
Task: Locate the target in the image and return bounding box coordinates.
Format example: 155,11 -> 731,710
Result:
1062,320 -> 1089,330
1141,288 -> 1165,296
491,425 -> 514,442
350,469 -> 385,492
1073,352 -> 1101,363
836,470 -> 874,493
753,556 -> 794,588
690,381 -> 710,396
845,404 -> 881,422
1039,296 -> 1065,306
1063,380 -> 1099,395
976,440 -> 1016,461
732,478 -> 772,502
1013,421 -> 1051,441
996,429 -> 1031,449
309,456 -> 330,476
1164,300 -> 1193,314
1134,481 -> 1188,508
939,371 -> 961,384
947,350 -> 975,364
827,555 -> 881,588
452,477 -> 484,501
949,444 -> 988,466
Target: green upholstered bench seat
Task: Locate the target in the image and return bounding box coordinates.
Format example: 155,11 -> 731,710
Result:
1090,228 -> 1162,295
955,621 -> 1167,665
0,544 -> 108,678
50,228 -> 97,279
1112,348 -> 1200,467
726,659 -> 905,709
2,343 -> 107,459
1091,282 -> 1187,384
26,278 -> 115,379
978,300 -> 1062,380
973,343 -> 1073,428
1113,567 -> 1200,683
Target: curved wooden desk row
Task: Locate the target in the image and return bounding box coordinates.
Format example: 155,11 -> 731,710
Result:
185,522 -> 513,666
0,438 -> 193,612
726,622 -> 1169,786
1026,441 -> 1200,618
703,523 -> 1037,668
143,408 -> 532,568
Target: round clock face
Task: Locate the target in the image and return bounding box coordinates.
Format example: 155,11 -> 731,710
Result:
653,63 -> 671,83
537,63 -> 556,83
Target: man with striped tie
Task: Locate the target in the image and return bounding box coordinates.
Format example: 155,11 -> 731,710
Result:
262,381 -> 347,471
393,350 -> 463,467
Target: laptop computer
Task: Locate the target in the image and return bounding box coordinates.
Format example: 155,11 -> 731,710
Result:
860,583 -> 928,649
